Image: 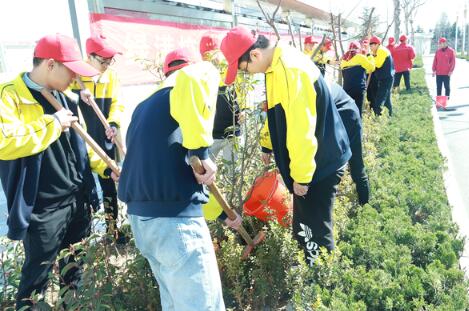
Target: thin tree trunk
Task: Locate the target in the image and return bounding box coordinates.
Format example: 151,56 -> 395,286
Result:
405,9 -> 410,36
410,18 -> 415,44
337,14 -> 345,55
256,0 -> 282,40
298,25 -> 303,51
286,13 -> 296,47
365,7 -> 375,37
393,0 -> 401,39
382,19 -> 395,43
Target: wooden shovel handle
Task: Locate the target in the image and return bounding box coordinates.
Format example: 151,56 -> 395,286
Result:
190,156 -> 254,245
40,88 -> 120,176
76,78 -> 126,157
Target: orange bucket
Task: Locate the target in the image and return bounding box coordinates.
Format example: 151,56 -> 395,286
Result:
243,170 -> 292,227
436,96 -> 447,109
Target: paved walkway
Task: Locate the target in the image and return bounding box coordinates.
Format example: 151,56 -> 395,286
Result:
424,55 -> 469,274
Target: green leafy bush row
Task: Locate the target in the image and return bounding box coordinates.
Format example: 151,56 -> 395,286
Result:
1,67 -> 467,311
413,55 -> 424,68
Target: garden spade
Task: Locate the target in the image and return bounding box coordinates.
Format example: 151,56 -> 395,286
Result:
190,156 -> 265,259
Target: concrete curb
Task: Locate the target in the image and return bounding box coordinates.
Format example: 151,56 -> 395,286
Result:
430,104 -> 469,278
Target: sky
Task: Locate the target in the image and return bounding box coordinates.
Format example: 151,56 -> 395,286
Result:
306,0 -> 465,32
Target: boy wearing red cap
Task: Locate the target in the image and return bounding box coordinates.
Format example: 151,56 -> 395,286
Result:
313,38 -> 336,76
432,37 -> 455,100
386,37 -> 396,54
70,35 -> 124,240
220,26 -> 351,267
369,35 -> 395,116
360,39 -> 370,55
393,34 -> 416,91
303,35 -> 317,57
118,48 -> 227,310
340,41 -> 375,115
0,33 -> 117,309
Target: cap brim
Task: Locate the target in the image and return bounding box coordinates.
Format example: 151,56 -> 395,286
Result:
95,46 -> 121,58
164,62 -> 190,76
225,61 -> 238,85
63,60 -> 100,77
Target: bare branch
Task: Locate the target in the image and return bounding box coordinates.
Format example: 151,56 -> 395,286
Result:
272,0 -> 282,20
330,13 -> 339,59
337,14 -> 345,56
365,7 -> 376,37
382,19 -> 395,42
286,12 -> 297,47
256,0 -> 271,21
297,25 -> 303,51
311,34 -> 326,60
256,0 -> 282,40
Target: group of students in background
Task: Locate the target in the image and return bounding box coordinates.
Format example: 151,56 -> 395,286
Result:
0,25 -> 454,311
303,33 -> 415,117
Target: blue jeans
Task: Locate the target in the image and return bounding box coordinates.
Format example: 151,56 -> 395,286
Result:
129,215 -> 225,311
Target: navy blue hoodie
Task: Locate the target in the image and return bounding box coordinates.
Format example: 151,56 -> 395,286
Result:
118,62 -> 221,218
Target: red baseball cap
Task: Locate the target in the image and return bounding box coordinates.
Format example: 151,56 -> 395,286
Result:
323,38 -> 333,50
370,36 -> 381,45
304,36 -> 317,45
163,48 -> 197,76
199,33 -> 220,57
349,41 -> 360,50
388,37 -> 395,44
399,34 -> 407,42
220,26 -> 258,85
86,35 -> 121,58
439,37 -> 447,43
34,33 -> 99,77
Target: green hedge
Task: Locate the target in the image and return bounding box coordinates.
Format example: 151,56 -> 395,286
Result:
1,68 -> 467,311
413,55 -> 424,68
287,68 -> 468,310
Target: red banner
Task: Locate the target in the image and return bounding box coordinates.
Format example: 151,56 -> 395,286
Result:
89,13 -> 322,85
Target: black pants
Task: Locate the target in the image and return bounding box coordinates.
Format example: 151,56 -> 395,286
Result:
372,77 -> 394,116
349,138 -> 370,205
345,88 -> 365,116
292,167 -> 344,267
394,71 -> 411,90
367,75 -> 377,108
436,75 -> 451,98
16,200 -> 91,310
98,144 -> 119,233
98,174 -> 118,232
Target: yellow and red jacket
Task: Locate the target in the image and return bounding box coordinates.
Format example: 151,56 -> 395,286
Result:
261,44 -> 351,191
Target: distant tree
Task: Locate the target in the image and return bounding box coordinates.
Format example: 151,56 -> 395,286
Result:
432,13 -> 456,52
359,7 -> 379,38
401,0 -> 426,44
